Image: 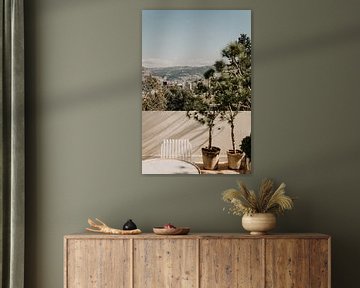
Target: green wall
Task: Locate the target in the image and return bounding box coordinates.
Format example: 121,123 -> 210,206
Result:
25,0 -> 360,287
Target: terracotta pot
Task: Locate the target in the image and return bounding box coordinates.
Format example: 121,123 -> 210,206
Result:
227,150 -> 245,170
242,213 -> 276,235
201,147 -> 220,170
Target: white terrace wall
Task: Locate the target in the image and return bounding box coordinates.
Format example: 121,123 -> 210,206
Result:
142,111 -> 251,162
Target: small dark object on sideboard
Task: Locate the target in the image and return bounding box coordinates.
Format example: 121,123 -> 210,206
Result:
123,219 -> 137,230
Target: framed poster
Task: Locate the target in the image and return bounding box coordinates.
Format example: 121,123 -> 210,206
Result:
142,10 -> 251,174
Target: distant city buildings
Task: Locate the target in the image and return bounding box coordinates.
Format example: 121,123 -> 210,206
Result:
142,66 -> 204,93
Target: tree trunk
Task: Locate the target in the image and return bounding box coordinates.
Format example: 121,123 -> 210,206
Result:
208,125 -> 212,149
228,108 -> 235,152
230,122 -> 235,152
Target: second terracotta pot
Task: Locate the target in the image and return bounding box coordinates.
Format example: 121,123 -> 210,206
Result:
227,150 -> 245,170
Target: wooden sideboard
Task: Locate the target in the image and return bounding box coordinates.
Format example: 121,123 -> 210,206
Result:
64,233 -> 330,288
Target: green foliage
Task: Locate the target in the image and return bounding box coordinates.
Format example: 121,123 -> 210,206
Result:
222,179 -> 294,216
203,68 -> 215,80
187,94 -> 219,127
216,34 -> 251,110
142,75 -> 167,111
240,135 -> 251,160
164,86 -> 194,111
221,34 -> 251,90
142,75 -> 196,111
186,74 -> 220,149
212,34 -> 252,151
214,60 -> 225,72
187,34 -> 252,149
142,74 -> 159,92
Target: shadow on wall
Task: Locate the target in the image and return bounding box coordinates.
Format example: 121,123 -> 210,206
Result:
37,0 -> 108,10
42,74 -> 139,113
257,23 -> 360,64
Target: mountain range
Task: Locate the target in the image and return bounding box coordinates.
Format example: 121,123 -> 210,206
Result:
142,66 -> 212,81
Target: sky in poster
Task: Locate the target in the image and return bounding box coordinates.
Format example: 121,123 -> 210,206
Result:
142,10 -> 251,68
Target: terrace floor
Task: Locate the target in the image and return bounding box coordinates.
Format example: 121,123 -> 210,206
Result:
195,162 -> 250,175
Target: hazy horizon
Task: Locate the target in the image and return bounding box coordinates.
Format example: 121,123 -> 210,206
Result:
142,10 -> 251,68
142,64 -> 212,69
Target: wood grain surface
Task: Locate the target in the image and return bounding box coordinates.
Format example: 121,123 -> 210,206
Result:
265,239 -> 310,287
65,232 -> 330,240
64,233 -> 330,288
66,239 -> 131,288
309,239 -> 330,288
200,239 -> 264,288
133,239 -> 197,288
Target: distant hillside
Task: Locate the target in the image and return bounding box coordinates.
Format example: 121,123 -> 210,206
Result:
143,66 -> 213,81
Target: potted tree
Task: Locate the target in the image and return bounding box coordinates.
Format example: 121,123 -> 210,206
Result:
213,34 -> 252,169
213,75 -> 247,169
187,69 -> 221,170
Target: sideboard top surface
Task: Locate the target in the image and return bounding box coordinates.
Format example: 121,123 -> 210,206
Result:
64,232 -> 330,240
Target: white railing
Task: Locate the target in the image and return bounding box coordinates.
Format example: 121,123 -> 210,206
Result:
160,139 -> 192,161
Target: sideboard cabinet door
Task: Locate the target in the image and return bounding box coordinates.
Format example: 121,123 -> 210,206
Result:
200,239 -> 264,288
310,239 -> 330,288
66,239 -> 131,288
265,239 -> 329,288
134,239 -> 198,288
266,239 -> 309,288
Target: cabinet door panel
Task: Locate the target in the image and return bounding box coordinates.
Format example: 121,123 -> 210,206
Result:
265,239 -> 310,288
310,239 -> 330,288
66,239 -> 131,288
200,239 -> 264,288
134,239 -> 197,288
